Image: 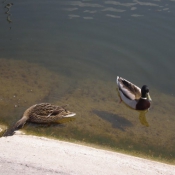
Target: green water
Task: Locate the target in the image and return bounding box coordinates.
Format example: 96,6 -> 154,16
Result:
0,0 -> 175,164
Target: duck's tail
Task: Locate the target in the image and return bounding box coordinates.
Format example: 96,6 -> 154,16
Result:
3,116 -> 28,137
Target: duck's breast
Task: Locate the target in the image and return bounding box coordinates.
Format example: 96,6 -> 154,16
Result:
136,99 -> 150,110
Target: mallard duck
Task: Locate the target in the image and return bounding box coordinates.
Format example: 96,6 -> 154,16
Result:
116,76 -> 152,110
3,103 -> 76,136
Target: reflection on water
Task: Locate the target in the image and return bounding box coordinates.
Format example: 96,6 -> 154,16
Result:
139,111 -> 149,127
0,0 -> 175,163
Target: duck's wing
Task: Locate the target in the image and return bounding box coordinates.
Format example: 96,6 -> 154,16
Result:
31,103 -> 62,116
28,103 -> 76,123
116,76 -> 141,100
31,103 -> 76,117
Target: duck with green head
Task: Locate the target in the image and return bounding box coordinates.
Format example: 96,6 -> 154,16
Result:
116,76 -> 152,110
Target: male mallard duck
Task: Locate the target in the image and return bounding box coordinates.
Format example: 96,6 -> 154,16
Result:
3,103 -> 76,136
116,76 -> 152,110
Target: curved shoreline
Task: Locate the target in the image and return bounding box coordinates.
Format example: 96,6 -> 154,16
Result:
0,135 -> 174,175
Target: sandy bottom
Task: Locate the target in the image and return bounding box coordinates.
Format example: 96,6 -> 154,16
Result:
0,135 -> 174,175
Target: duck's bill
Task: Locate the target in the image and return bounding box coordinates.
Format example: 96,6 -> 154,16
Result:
146,93 -> 152,102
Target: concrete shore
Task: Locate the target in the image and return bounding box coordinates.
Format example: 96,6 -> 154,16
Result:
0,135 -> 175,175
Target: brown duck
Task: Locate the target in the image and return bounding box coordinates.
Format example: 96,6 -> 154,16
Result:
3,103 -> 76,136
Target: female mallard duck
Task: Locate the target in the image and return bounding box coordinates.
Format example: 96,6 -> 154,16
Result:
116,76 -> 152,110
4,103 -> 76,136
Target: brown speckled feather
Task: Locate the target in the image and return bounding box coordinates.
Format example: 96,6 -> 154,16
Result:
3,103 -> 76,136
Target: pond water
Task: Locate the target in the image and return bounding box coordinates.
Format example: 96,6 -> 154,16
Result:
0,0 -> 175,163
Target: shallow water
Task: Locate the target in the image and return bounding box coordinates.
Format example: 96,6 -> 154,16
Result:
0,0 -> 175,163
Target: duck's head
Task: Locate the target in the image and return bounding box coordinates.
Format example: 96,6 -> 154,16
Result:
141,85 -> 152,101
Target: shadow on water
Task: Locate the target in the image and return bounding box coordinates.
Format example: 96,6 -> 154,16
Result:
92,110 -> 133,131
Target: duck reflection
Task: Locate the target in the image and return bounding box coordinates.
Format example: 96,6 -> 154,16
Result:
138,110 -> 149,127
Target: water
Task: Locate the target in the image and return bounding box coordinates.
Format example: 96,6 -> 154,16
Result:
1,0 -> 175,163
